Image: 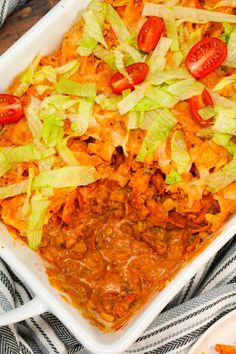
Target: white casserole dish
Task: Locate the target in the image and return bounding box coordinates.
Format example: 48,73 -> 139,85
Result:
0,1 -> 235,353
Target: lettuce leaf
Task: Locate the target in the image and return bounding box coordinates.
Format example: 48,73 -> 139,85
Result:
166,78 -> 204,100
137,109 -> 177,161
163,7 -> 179,51
83,10 -> 107,47
146,86 -> 179,108
0,151 -> 11,177
0,180 -> 29,200
151,68 -> 191,86
25,97 -> 43,142
213,74 -> 236,91
2,144 -> 54,163
27,194 -> 50,250
117,84 -> 147,114
171,130 -> 191,174
32,166 -> 98,189
147,37 -> 172,75
70,99 -> 94,135
93,46 -> 115,68
165,168 -> 182,184
214,107 -> 236,135
56,77 -> 97,98
14,52 -> 43,97
41,114 -> 64,148
143,3 -> 236,23
224,27 -> 236,68
106,4 -> 130,43
206,155 -> 236,192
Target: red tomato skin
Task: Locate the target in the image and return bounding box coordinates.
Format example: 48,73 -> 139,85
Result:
185,37 -> 227,79
0,94 -> 24,124
189,89 -> 213,125
137,17 -> 164,53
110,62 -> 149,95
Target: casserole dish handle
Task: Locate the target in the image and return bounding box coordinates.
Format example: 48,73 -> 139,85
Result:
0,297 -> 48,325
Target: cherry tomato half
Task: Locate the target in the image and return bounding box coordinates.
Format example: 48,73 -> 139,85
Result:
185,37 -> 227,79
110,62 -> 149,95
189,89 -> 213,125
137,16 -> 164,53
0,94 -> 24,124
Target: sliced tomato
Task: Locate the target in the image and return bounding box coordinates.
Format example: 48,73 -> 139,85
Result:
137,16 -> 164,53
110,62 -> 149,95
189,89 -> 213,125
185,37 -> 227,79
0,94 -> 24,124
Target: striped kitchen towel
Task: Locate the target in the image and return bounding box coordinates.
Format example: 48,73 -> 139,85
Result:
0,236 -> 235,354
0,0 -> 27,27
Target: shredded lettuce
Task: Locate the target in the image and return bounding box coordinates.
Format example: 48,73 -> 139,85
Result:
14,52 -> 43,97
25,97 -> 43,142
41,114 -> 64,148
93,46 -> 115,68
106,4 -> 130,43
213,74 -> 236,91
77,35 -> 98,57
41,94 -> 79,111
2,144 -> 54,163
95,94 -> 121,110
166,79 -> 204,100
27,194 -> 50,250
35,85 -> 53,95
0,180 -> 28,200
171,130 -> 191,174
56,60 -> 80,77
57,138 -> 79,166
118,84 -> 147,114
113,48 -> 130,80
137,109 -> 177,161
188,28 -> 202,50
32,166 -> 98,189
121,43 -> 144,63
206,155 -> 236,192
83,10 -> 107,47
31,65 -> 57,85
0,151 -> 11,177
212,132 -> 236,155
198,106 -> 216,120
143,3 -> 236,23
38,156 -> 55,173
151,68 -> 191,86
147,37 -> 172,75
56,77 -> 97,98
214,107 -> 236,135
141,110 -> 161,130
132,96 -> 161,111
70,99 -> 94,135
128,111 -> 143,129
213,0 -> 236,7
211,92 -> 235,108
146,86 -> 179,108
89,0 -> 107,26
165,168 -> 182,184
224,27 -> 236,67
163,8 -> 179,51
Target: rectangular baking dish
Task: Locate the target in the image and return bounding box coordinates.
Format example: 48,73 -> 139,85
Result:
0,1 -> 235,353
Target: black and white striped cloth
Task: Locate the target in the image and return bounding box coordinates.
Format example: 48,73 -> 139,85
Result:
0,236 -> 235,354
0,0 -> 27,27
